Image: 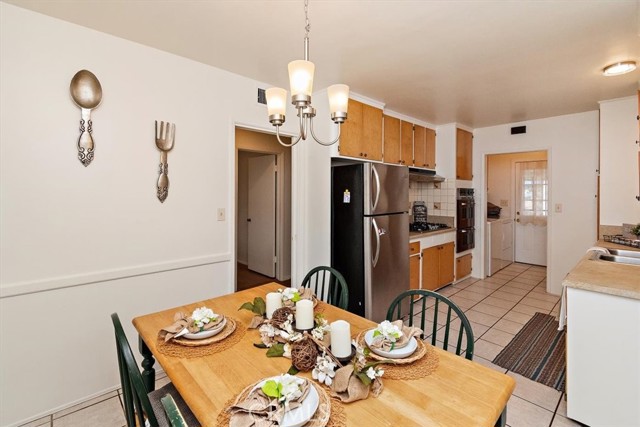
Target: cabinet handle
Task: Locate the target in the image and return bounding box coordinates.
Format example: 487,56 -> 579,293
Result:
360,152 -> 364,156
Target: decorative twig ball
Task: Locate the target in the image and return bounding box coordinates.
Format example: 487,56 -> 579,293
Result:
271,307 -> 295,328
291,338 -> 318,371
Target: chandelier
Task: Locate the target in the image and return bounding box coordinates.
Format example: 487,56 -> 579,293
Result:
266,0 -> 349,147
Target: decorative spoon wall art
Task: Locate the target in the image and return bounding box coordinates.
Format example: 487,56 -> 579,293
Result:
155,121 -> 175,203
69,70 -> 102,166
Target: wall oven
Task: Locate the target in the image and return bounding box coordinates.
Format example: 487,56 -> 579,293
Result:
457,188 -> 475,253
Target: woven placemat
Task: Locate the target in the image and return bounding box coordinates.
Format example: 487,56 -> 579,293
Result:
356,331 -> 439,380
156,317 -> 246,358
216,379 -> 346,427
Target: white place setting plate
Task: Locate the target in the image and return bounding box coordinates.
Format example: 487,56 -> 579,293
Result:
364,329 -> 418,359
183,317 -> 227,340
253,378 -> 319,427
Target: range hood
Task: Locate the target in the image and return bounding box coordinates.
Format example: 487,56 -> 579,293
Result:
408,167 -> 445,182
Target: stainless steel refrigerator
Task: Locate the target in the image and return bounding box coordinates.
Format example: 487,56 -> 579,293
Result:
331,162 -> 409,322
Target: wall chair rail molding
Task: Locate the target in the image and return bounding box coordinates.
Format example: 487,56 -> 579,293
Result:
0,252 -> 230,299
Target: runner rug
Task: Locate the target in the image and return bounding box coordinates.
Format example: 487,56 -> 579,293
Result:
492,312 -> 566,391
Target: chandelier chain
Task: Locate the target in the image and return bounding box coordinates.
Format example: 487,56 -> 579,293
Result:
304,0 -> 310,37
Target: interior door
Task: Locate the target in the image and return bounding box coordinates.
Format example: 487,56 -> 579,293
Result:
248,155 -> 276,277
515,161 -> 548,266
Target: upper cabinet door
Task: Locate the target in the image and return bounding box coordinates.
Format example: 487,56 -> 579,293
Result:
425,127 -> 436,169
456,128 -> 473,180
338,99 -> 383,161
400,121 -> 413,166
338,99 -> 363,158
414,125 -> 426,167
383,115 -> 401,165
361,103 -> 383,161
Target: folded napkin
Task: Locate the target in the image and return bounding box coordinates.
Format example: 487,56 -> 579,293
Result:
282,288 -> 315,307
370,320 -> 422,352
228,380 -> 310,427
160,312 -> 225,342
330,364 -> 383,403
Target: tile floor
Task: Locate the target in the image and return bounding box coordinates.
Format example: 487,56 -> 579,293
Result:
20,263 -> 585,427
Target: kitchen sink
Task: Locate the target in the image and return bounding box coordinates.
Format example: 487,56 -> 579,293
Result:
608,249 -> 640,258
592,252 -> 640,266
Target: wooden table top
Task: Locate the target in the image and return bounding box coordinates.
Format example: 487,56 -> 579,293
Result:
133,283 -> 515,427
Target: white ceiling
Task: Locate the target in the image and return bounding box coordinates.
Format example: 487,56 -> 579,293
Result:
6,0 -> 640,128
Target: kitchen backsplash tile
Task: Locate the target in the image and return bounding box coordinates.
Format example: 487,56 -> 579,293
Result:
409,179 -> 457,218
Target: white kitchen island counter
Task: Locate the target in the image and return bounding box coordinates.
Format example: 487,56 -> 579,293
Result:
563,243 -> 640,427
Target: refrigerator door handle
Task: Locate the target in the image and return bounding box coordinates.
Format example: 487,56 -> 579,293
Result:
372,218 -> 381,267
371,164 -> 381,212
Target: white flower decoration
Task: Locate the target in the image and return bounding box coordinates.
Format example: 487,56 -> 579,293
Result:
191,307 -> 218,328
312,352 -> 337,386
279,287 -> 301,302
277,374 -> 305,405
374,320 -> 403,342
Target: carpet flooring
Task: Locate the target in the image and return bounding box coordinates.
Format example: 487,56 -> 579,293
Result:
493,312 -> 566,391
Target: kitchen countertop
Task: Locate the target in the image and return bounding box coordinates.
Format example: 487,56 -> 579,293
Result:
562,240 -> 640,300
409,227 -> 456,240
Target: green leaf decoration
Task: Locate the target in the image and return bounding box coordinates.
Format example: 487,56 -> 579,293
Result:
373,330 -> 382,338
390,342 -> 395,351
261,380 -> 281,399
363,360 -> 392,370
266,343 -> 285,357
292,293 -> 301,303
287,365 -> 300,375
355,371 -> 372,386
252,297 -> 266,316
239,302 -> 255,312
253,343 -> 268,349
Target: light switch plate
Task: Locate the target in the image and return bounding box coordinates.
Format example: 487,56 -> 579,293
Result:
500,199 -> 509,207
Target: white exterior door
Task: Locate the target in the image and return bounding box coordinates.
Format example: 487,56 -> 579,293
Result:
248,155 -> 276,277
515,161 -> 548,266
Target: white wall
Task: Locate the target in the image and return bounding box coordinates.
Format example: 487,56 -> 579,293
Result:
473,111 -> 599,294
0,4 -> 313,426
599,96 -> 640,226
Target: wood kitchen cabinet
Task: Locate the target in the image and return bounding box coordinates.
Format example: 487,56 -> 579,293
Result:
422,242 -> 455,291
383,115 -> 401,164
456,254 -> 472,279
400,121 -> 413,165
338,99 -> 383,161
456,128 -> 473,180
414,125 -> 436,169
409,242 -> 421,291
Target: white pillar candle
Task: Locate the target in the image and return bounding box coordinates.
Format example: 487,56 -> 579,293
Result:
265,292 -> 283,319
295,299 -> 315,330
330,320 -> 352,358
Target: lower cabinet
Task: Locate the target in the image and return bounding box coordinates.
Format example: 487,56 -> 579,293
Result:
456,254 -> 472,279
422,242 -> 455,291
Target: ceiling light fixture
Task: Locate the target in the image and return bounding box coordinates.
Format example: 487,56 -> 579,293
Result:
602,61 -> 637,76
266,0 -> 349,147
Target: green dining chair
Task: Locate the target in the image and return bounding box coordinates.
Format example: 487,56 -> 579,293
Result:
111,313 -> 199,427
386,289 -> 474,360
386,290 -> 507,426
300,266 -> 349,310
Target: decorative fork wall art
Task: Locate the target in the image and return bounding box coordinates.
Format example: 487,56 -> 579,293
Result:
155,121 -> 175,202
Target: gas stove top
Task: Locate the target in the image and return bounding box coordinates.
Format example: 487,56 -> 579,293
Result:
410,222 -> 452,232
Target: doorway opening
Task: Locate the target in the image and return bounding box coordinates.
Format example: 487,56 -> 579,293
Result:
485,150 -> 548,276
235,128 -> 292,291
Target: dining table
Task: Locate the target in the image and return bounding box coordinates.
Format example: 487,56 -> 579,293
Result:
132,283 -> 515,427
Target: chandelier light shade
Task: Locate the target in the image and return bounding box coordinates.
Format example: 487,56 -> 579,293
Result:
266,0 -> 349,147
266,88 -> 287,125
288,60 -> 315,99
602,61 -> 637,76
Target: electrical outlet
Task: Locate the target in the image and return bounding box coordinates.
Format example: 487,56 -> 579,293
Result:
554,203 -> 562,213
217,208 -> 225,221
434,202 -> 441,210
